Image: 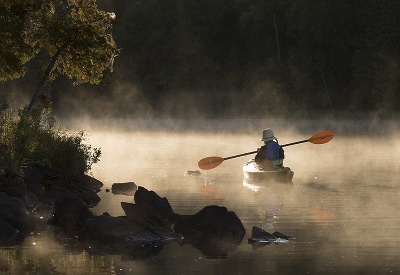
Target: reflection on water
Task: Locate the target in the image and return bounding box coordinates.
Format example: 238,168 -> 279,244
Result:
1,119 -> 400,274
243,179 -> 294,230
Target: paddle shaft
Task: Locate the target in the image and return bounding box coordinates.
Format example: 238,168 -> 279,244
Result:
224,151 -> 257,160
223,139 -> 308,161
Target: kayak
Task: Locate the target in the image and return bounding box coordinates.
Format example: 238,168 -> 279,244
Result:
243,159 -> 294,183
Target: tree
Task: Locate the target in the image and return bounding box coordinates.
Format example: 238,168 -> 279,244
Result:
0,0 -> 118,111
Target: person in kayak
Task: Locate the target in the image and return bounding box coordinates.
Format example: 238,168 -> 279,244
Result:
255,128 -> 284,170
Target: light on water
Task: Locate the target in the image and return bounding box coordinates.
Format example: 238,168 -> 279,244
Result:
1,119 -> 400,274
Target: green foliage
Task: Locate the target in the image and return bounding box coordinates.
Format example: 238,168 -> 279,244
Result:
0,106 -> 101,176
0,0 -> 40,81
0,0 -> 118,85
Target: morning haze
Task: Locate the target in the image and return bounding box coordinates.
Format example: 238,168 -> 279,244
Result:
0,0 -> 399,274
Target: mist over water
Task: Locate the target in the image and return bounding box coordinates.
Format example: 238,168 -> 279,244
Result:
2,118 -> 400,273
89,119 -> 400,273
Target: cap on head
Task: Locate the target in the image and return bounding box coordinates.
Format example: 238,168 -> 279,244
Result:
260,128 -> 276,142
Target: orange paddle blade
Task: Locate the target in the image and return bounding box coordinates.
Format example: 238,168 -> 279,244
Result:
308,130 -> 334,144
198,156 -> 224,170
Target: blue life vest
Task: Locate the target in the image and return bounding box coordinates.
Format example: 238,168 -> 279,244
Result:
265,141 -> 281,160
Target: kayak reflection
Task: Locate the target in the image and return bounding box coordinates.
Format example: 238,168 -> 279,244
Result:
243,178 -> 293,229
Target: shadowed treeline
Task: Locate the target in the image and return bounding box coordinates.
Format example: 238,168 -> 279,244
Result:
3,0 -> 400,118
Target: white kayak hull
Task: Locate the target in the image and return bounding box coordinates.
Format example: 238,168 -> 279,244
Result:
243,159 -> 294,183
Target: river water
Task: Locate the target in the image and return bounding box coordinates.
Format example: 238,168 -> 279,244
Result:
1,119 -> 400,274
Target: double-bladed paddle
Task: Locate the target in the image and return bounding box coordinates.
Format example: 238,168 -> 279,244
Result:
198,130 -> 334,170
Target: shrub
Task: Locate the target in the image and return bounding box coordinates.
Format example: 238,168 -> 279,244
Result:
0,105 -> 101,177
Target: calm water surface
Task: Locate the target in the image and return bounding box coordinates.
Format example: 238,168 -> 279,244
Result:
1,119 -> 400,274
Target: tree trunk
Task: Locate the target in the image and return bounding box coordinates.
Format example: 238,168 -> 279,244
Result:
27,33 -> 78,113
27,49 -> 62,113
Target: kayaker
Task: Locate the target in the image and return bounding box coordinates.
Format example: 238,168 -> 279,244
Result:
255,128 -> 284,170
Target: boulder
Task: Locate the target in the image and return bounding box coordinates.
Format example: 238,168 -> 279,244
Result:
121,202 -> 181,240
24,165 -> 54,203
49,196 -> 94,234
40,184 -> 245,256
23,165 -> 102,209
174,205 -> 246,237
45,180 -> 101,207
134,186 -> 178,225
73,174 -> 103,192
111,182 -> 137,196
0,192 -> 39,234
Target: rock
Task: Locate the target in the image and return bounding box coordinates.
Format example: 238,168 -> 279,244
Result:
73,174 -> 103,192
248,226 -> 277,243
247,226 -> 294,248
56,187 -> 183,250
186,170 -> 201,176
45,180 -> 101,207
52,186 -> 246,254
174,205 -> 246,237
23,165 -> 102,209
121,202 -> 180,239
111,182 -> 137,196
24,166 -> 47,203
272,231 -> 295,240
49,196 -> 94,235
134,186 -> 178,225
0,192 -> 39,234
77,214 -> 169,251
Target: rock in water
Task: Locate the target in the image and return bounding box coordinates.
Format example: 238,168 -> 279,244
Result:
186,170 -> 201,176
248,226 -> 277,243
174,205 -> 246,237
134,186 -> 177,223
111,182 -> 137,196
50,196 -> 94,234
273,231 -> 295,240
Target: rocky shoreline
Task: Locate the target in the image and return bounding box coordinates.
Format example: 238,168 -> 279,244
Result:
0,165 -> 246,258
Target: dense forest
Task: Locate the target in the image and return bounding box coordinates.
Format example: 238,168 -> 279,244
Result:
3,0 -> 400,118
